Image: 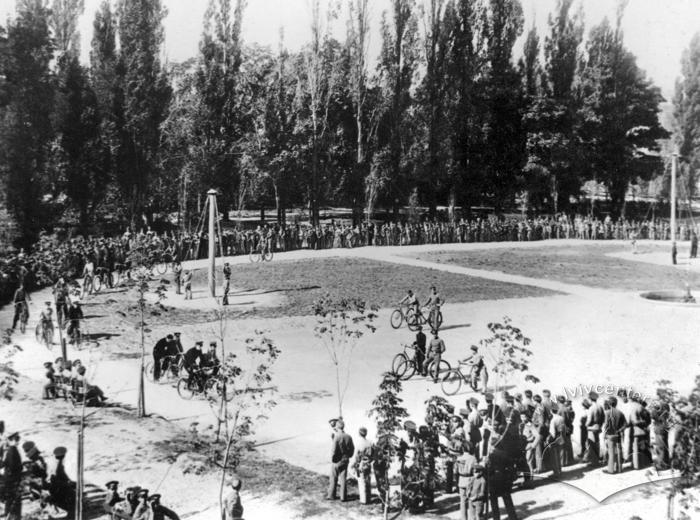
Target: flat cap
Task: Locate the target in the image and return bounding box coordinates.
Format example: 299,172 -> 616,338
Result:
53,446 -> 67,457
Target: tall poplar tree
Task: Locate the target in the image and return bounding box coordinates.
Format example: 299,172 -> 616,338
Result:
116,0 -> 171,228
0,0 -> 54,246
674,32 -> 700,201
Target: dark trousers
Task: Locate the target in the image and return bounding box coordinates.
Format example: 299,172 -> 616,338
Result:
489,490 -> 518,520
415,348 -> 425,375
153,352 -> 164,380
586,431 -> 601,465
3,480 -> 22,520
606,436 -> 623,473
223,278 -> 230,305
11,305 -> 24,330
328,460 -> 349,500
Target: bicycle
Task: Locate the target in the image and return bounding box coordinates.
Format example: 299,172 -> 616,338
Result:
390,304 -> 415,329
80,274 -> 94,299
35,320 -> 54,349
16,301 -> 28,333
391,344 -> 450,382
406,306 -> 443,332
177,369 -> 235,401
146,355 -> 184,383
249,240 -> 273,263
441,360 -> 489,396
92,268 -> 111,293
154,251 -> 174,275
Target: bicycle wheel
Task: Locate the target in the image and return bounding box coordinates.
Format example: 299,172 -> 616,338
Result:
19,315 -> 27,334
391,353 -> 408,377
249,250 -> 261,263
406,309 -> 420,332
156,262 -> 167,275
390,309 -> 404,329
441,369 -> 463,396
145,362 -> 155,383
429,359 -> 451,382
428,310 -> 443,330
263,249 -> 273,262
396,357 -> 416,381
177,378 -> 195,400
44,326 -> 53,349
35,324 -> 43,343
93,275 -> 102,293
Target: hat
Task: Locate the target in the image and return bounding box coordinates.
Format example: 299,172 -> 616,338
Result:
44,361 -> 53,368
469,397 -> 479,406
358,427 -> 368,436
556,395 -> 566,404
8,432 -> 20,441
515,393 -> 523,401
195,341 -> 203,346
505,394 -> 514,403
470,345 -> 478,351
166,334 -> 174,340
105,481 -> 119,489
174,332 -> 181,336
533,395 -> 542,403
209,341 -> 217,346
22,441 -> 38,458
524,389 -> 533,397
328,417 -> 339,427
54,446 -> 67,457
126,486 -> 141,494
404,420 -> 417,432
459,408 -> 470,417
582,398 -> 592,408
484,392 -> 494,402
147,494 -> 161,502
72,359 -> 82,367
588,391 -> 599,400
138,489 -> 149,498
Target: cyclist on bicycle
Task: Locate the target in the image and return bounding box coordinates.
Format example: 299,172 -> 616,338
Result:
39,302 -> 54,340
54,277 -> 69,327
183,340 -> 204,387
424,286 -> 443,323
461,345 -> 487,393
66,299 -> 84,343
399,290 -> 419,314
82,257 -> 95,295
202,341 -> 221,378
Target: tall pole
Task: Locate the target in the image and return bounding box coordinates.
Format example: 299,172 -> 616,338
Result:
208,189 -> 218,297
671,148 -> 678,243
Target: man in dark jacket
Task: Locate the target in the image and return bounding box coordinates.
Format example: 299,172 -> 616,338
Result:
152,335 -> 174,381
327,420 -> 355,501
2,432 -> 23,520
603,396 -> 627,474
486,435 -> 519,520
413,326 -> 426,376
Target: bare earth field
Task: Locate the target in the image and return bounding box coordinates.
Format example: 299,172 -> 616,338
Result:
3,239 -> 699,520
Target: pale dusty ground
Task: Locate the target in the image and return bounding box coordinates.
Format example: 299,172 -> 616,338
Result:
4,239 -> 699,519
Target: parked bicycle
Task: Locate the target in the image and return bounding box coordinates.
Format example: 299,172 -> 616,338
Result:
406,306 -> 443,332
146,355 -> 184,384
177,368 -> 235,401
91,267 -> 111,293
391,344 -> 450,382
441,360 -> 489,396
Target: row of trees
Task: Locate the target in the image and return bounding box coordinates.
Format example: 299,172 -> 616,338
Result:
0,0 -> 686,247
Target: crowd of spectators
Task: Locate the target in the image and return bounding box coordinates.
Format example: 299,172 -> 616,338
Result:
1,215 -> 697,308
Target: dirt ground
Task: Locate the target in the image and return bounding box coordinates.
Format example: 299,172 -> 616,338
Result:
2,239 -> 699,519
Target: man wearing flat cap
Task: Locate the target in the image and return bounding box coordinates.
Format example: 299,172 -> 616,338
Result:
103,480 -> 126,519
48,446 -> 76,516
132,489 -> 150,520
147,493 -> 180,520
3,432 -> 23,520
586,391 -> 605,466
223,477 -> 244,520
153,334 -> 174,381
353,427 -> 374,505
183,341 -> 204,386
327,419 -> 355,501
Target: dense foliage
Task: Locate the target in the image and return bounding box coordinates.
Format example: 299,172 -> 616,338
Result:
0,0 -> 672,247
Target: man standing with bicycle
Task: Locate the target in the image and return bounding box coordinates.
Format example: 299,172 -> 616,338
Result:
413,326 -> 427,376
11,283 -> 30,331
427,330 -> 446,383
152,334 -> 174,381
66,299 -> 84,344
424,286 -> 443,329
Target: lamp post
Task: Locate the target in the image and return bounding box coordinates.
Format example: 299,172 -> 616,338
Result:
208,189 -> 217,297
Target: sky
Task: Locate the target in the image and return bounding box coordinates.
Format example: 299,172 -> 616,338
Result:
1,0 -> 700,99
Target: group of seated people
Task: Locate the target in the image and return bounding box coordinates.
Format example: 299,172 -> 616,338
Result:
0,424 -> 76,519
42,357 -> 107,406
103,481 -> 179,520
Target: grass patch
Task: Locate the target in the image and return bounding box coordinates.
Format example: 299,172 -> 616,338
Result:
191,257 -> 556,317
415,243 -> 700,291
